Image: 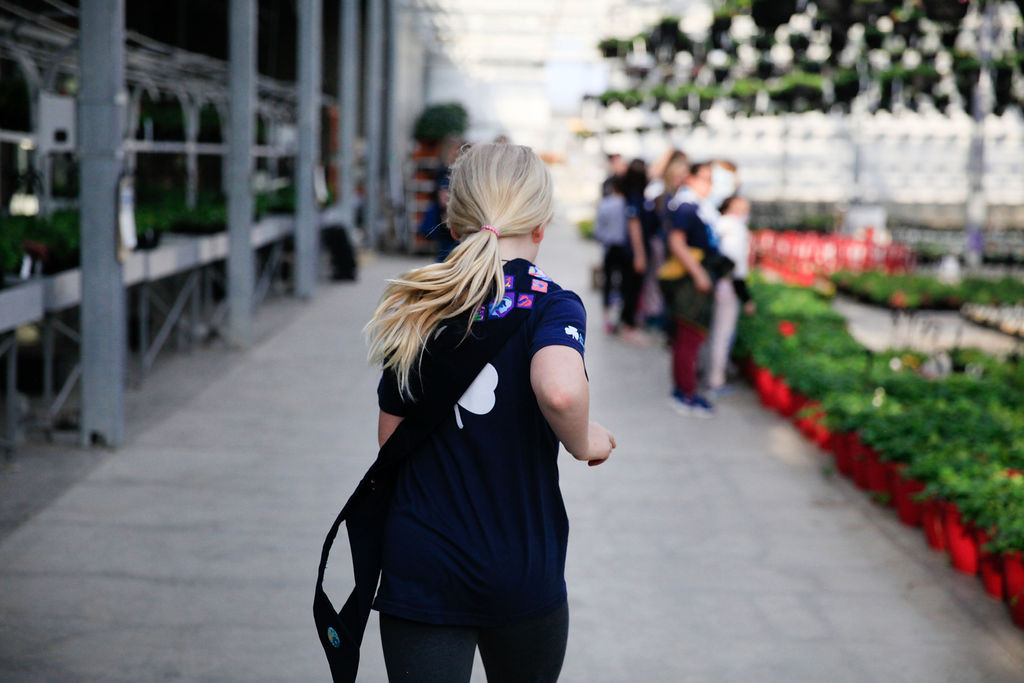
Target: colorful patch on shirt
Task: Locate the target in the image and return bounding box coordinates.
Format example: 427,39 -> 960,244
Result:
488,293 -> 515,319
530,278 -> 549,293
473,306 -> 486,322
527,265 -> 550,281
504,274 -> 515,289
515,293 -> 535,309
326,627 -> 341,649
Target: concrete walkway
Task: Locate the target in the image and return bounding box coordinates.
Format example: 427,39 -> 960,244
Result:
2,222 -> 1024,682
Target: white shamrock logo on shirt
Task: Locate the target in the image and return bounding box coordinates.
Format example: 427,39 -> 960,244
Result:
455,363 -> 498,429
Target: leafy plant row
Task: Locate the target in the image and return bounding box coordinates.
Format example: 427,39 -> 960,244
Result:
831,270 -> 1024,310
735,280 -> 1024,554
0,189 -> 295,277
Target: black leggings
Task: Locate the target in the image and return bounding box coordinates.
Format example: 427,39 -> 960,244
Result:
379,603 -> 569,683
602,245 -> 642,328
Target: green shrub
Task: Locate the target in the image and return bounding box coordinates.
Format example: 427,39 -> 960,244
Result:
737,278 -> 1024,551
413,103 -> 469,144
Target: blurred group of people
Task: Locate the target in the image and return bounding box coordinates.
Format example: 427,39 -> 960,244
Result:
594,150 -> 755,418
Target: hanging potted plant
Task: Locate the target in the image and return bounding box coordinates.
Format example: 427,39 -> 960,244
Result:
751,0 -> 796,32
833,68 -> 860,107
413,102 -> 469,151
921,0 -> 970,25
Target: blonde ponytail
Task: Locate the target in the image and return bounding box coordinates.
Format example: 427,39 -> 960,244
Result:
366,143 -> 554,397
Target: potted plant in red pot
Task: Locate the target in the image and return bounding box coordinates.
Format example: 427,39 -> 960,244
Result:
957,468 -> 1024,600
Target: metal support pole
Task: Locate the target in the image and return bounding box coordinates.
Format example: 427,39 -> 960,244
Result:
965,1 -> 994,270
295,0 -> 323,298
79,0 -> 126,447
338,0 -> 361,229
137,284 -> 149,375
42,315 -> 54,432
364,0 -> 385,249
4,335 -> 16,450
385,0 -> 405,248
227,0 -> 256,347
181,95 -> 200,209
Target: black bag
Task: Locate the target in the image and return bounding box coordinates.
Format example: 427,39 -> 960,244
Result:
313,301 -> 534,682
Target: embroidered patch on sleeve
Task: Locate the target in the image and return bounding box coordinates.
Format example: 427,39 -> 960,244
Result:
527,265 -> 550,281
530,278 -> 549,293
504,274 -> 515,289
488,293 -> 515,319
473,306 -> 486,322
515,293 -> 535,309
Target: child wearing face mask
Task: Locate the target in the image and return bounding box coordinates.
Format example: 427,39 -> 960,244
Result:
707,195 -> 755,397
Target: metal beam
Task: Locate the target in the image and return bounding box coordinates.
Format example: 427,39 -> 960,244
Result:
364,0 -> 385,248
338,0 -> 361,229
227,0 -> 256,347
295,0 -> 323,298
385,0 -> 406,249
78,0 -> 126,447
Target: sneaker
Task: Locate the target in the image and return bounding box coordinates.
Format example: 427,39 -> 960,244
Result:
669,390 -> 692,416
687,394 -> 716,418
670,391 -> 715,418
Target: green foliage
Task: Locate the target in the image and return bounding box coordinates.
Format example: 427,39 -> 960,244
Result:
738,278 -> 1024,551
0,217 -> 26,273
577,219 -> 594,240
831,270 -> 1024,309
413,103 -> 469,143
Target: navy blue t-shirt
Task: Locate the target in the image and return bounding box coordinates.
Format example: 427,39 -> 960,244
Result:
667,196 -> 717,254
374,259 -> 587,626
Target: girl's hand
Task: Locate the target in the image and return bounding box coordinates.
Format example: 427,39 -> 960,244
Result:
585,422 -> 616,466
694,267 -> 712,293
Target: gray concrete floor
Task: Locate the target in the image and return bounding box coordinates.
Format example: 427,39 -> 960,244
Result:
2,222 -> 1024,682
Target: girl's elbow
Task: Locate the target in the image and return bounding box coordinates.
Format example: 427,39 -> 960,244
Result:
540,385 -> 585,414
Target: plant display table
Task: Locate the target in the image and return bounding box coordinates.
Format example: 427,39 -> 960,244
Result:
737,278 -> 1024,629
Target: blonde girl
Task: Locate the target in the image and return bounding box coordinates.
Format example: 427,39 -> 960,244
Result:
366,143 -> 614,683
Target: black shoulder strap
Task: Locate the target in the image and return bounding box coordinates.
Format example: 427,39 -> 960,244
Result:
313,299 -> 533,682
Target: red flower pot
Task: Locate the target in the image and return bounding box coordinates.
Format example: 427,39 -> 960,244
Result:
850,442 -> 871,490
834,433 -> 856,478
863,449 -> 888,494
941,502 -> 979,575
891,473 -> 925,527
920,499 -> 947,552
754,367 -> 774,407
813,421 -> 832,450
1003,553 -> 1024,628
881,461 -> 902,507
775,380 -> 795,417
975,529 -> 1004,600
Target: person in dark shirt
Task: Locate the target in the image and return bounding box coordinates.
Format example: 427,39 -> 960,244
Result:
600,152 -> 628,197
418,136 -> 463,261
366,143 -> 615,682
664,162 -> 723,417
616,158 -> 653,343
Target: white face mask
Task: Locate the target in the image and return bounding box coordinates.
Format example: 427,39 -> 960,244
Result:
709,166 -> 737,206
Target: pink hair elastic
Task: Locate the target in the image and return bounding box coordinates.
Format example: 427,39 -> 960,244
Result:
480,225 -> 499,237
